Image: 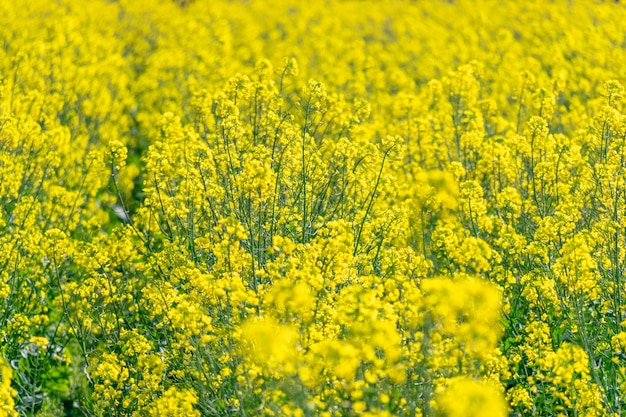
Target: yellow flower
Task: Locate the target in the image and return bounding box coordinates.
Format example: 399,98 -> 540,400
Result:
436,377 -> 507,417
240,317 -> 300,376
0,360 -> 17,417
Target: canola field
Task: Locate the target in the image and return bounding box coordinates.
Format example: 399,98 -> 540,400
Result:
2,0 -> 626,416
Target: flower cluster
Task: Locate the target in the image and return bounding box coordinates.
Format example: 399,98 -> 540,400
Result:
2,0 -> 626,416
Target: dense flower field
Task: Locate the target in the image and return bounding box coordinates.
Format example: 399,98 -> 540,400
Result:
2,0 -> 626,416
